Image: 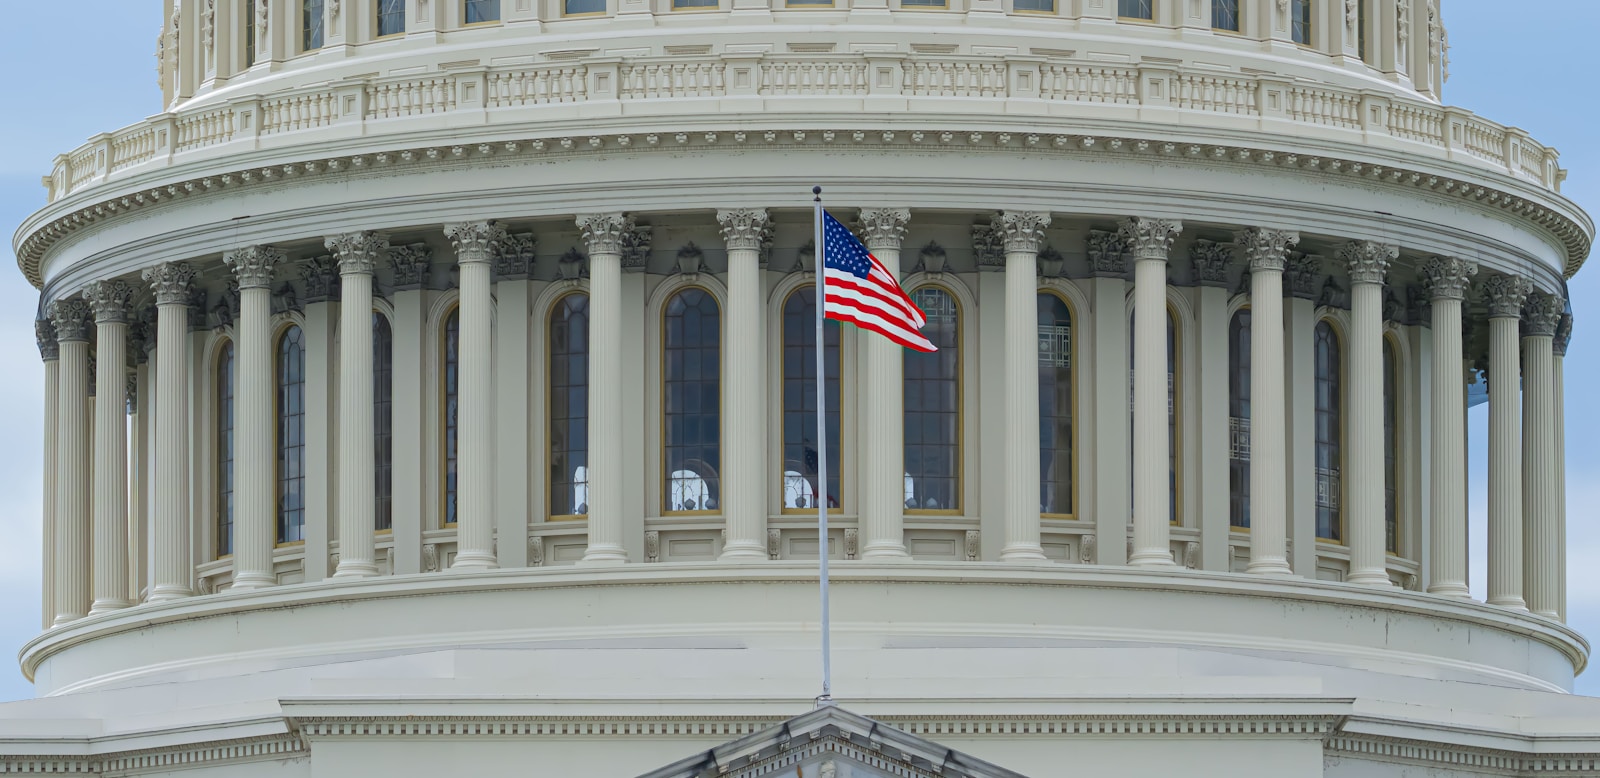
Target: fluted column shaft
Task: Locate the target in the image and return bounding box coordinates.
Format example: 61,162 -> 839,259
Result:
143,263 -> 196,601
329,233 -> 388,577
1554,314 -> 1571,621
86,281 -> 133,613
857,208 -> 912,560
446,222 -> 505,569
225,246 -> 284,589
1241,229 -> 1298,575
999,212 -> 1050,562
1521,293 -> 1561,618
1422,257 -> 1476,597
577,214 -> 631,564
1124,218 -> 1182,567
1340,242 -> 1397,587
717,209 -> 771,561
50,300 -> 92,625
1484,274 -> 1530,609
38,323 -> 59,629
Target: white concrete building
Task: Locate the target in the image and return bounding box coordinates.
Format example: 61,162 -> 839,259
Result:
6,0 -> 1597,775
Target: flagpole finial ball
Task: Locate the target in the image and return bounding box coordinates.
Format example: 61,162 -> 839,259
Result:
813,186 -> 822,196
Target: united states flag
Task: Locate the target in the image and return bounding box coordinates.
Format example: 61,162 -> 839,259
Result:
821,211 -> 937,352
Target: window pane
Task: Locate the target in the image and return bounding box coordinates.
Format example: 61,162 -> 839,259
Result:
444,309 -> 460,525
277,326 -> 306,544
905,287 -> 959,512
565,0 -> 607,12
782,290 -> 841,511
374,313 -> 394,531
465,0 -> 501,21
246,0 -> 258,65
1291,0 -> 1312,44
1212,0 -> 1238,30
1358,0 -> 1368,59
1014,0 -> 1054,11
550,294 -> 591,516
664,289 -> 721,512
1384,338 -> 1398,554
1118,0 -> 1152,19
304,0 -> 325,50
217,341 -> 236,556
378,0 -> 406,35
1314,321 -> 1342,541
1229,309 -> 1251,528
1038,294 -> 1073,515
673,0 -> 718,8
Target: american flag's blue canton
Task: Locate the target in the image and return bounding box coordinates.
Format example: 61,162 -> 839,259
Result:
823,214 -> 873,279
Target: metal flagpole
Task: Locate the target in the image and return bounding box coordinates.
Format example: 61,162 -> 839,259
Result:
812,186 -> 834,707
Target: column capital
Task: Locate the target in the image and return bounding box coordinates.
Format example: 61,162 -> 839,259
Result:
1420,256 -> 1478,302
84,280 -> 135,324
36,319 -> 58,361
1235,228 -> 1301,273
224,245 -> 286,289
1483,274 -> 1532,319
142,262 -> 197,306
1189,239 -> 1233,288
1554,313 -> 1574,356
48,298 -> 93,343
446,221 -> 508,264
1118,217 -> 1183,261
325,231 -> 391,275
855,208 -> 912,252
1285,252 -> 1323,299
1337,241 -> 1397,285
1087,230 -> 1129,277
996,211 -> 1051,254
575,213 -> 634,256
389,243 -> 434,290
1522,292 -> 1563,337
716,208 -> 772,252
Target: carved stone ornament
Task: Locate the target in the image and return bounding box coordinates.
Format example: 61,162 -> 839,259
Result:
422,543 -> 439,572
494,233 -> 537,280
843,528 -> 859,560
187,289 -> 208,331
997,211 -> 1051,255
142,262 -> 197,307
299,256 -> 339,304
644,531 -> 660,563
85,280 -> 135,324
1521,292 -> 1563,337
855,208 -> 911,252
1235,228 -> 1301,273
1420,256 -> 1478,302
620,224 -> 653,270
557,248 -> 587,281
1189,240 -> 1233,288
1087,230 -> 1129,277
210,282 -> 241,329
964,530 -> 980,562
326,231 -> 390,276
1080,534 -> 1096,563
768,529 -> 782,561
529,537 -> 544,567
202,0 -> 216,55
329,552 -> 341,574
272,281 -> 301,315
223,245 -> 287,289
389,243 -> 434,290
1555,313 -> 1573,357
1319,277 -> 1349,309
1482,274 -> 1532,319
916,241 -> 949,274
124,371 -> 138,416
35,319 -> 58,361
1118,217 -> 1183,261
1337,240 -> 1397,285
129,311 -> 155,364
1406,284 -> 1432,327
716,208 -> 772,253
1036,245 -> 1065,278
1345,0 -> 1358,29
1382,291 -> 1406,324
576,213 -> 633,256
1284,252 -> 1322,300
330,0 -> 341,21
971,224 -> 1004,270
675,243 -> 705,275
446,221 -> 508,265
1184,541 -> 1199,570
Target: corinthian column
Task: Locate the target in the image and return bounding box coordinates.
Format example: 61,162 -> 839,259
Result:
998,211 -> 1051,562
224,245 -> 285,589
1239,228 -> 1300,576
1483,273 -> 1531,609
1421,257 -> 1476,597
1521,292 -> 1561,618
857,208 -> 913,560
49,299 -> 92,625
1121,216 -> 1183,567
576,213 -> 632,564
1339,241 -> 1397,587
717,208 -> 772,561
327,232 -> 389,578
37,321 -> 59,629
445,221 -> 506,570
85,280 -> 134,614
142,262 -> 197,602
1554,313 -> 1572,621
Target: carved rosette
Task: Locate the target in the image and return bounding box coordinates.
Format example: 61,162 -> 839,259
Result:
1189,240 -> 1232,288
716,208 -> 772,253
223,245 -> 286,290
1420,256 -> 1478,302
141,262 -> 196,307
85,280 -> 135,325
326,231 -> 390,276
1521,292 -> 1563,338
1337,241 -> 1397,285
575,213 -> 633,257
36,319 -> 58,361
49,298 -> 94,343
1117,217 -> 1183,262
996,211 -> 1051,255
1285,253 -> 1322,299
389,244 -> 434,290
445,221 -> 507,265
1087,230 -> 1128,277
494,233 -> 538,280
1554,314 -> 1574,357
299,256 -> 339,304
1482,274 -> 1532,319
855,208 -> 911,252
1235,228 -> 1301,273
971,224 -> 1003,270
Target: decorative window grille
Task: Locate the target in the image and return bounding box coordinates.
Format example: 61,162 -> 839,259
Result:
905,287 -> 960,512
663,288 -> 722,513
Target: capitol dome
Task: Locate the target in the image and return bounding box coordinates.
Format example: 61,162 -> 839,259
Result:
7,0 -> 1599,775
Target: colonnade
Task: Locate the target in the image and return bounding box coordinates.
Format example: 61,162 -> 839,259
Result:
34,210 -> 1572,627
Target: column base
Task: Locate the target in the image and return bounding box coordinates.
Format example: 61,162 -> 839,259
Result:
999,544 -> 1048,563
1487,596 -> 1529,611
229,572 -> 277,590
1246,559 -> 1294,576
450,552 -> 500,570
860,543 -> 912,561
50,614 -> 80,629
1128,550 -> 1177,567
578,544 -> 629,565
718,542 -> 768,562
331,562 -> 381,579
1426,582 -> 1472,598
88,598 -> 133,615
145,585 -> 194,603
1346,570 -> 1395,587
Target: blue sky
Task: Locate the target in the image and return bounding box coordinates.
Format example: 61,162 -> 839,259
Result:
0,1 -> 1594,701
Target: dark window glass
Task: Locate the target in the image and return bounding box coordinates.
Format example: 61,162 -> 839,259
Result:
1212,0 -> 1239,30
1014,0 -> 1054,11
1384,337 -> 1398,555
277,326 -> 306,544
444,308 -> 460,525
1314,321 -> 1343,541
1358,0 -> 1369,60
374,313 -> 394,531
782,289 -> 841,511
550,294 -> 591,517
217,341 -> 236,557
246,0 -> 257,66
565,0 -> 607,12
1291,0 -> 1312,44
304,0 -> 325,51
378,0 -> 406,35
1229,308 -> 1251,528
464,0 -> 501,21
1127,307 -> 1180,525
664,289 -> 721,512
905,287 -> 960,512
900,0 -> 947,8
1118,0 -> 1152,19
673,0 -> 719,7
1039,293 -> 1074,516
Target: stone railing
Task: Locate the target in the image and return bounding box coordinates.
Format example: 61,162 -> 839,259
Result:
43,53 -> 1565,203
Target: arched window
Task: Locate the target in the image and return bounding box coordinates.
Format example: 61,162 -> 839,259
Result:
1290,0 -> 1312,44
1314,320 -> 1343,542
1229,308 -> 1251,528
464,0 -> 501,22
377,0 -> 406,36
1127,306 -> 1181,524
374,313 -> 394,531
905,287 -> 960,513
1383,336 -> 1399,555
442,307 -> 460,526
1038,292 -> 1075,517
1212,0 -> 1239,31
782,289 -> 841,511
550,294 -> 590,518
1117,0 -> 1152,20
303,0 -> 325,51
217,340 -> 236,557
276,325 -> 306,544
663,289 -> 721,513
